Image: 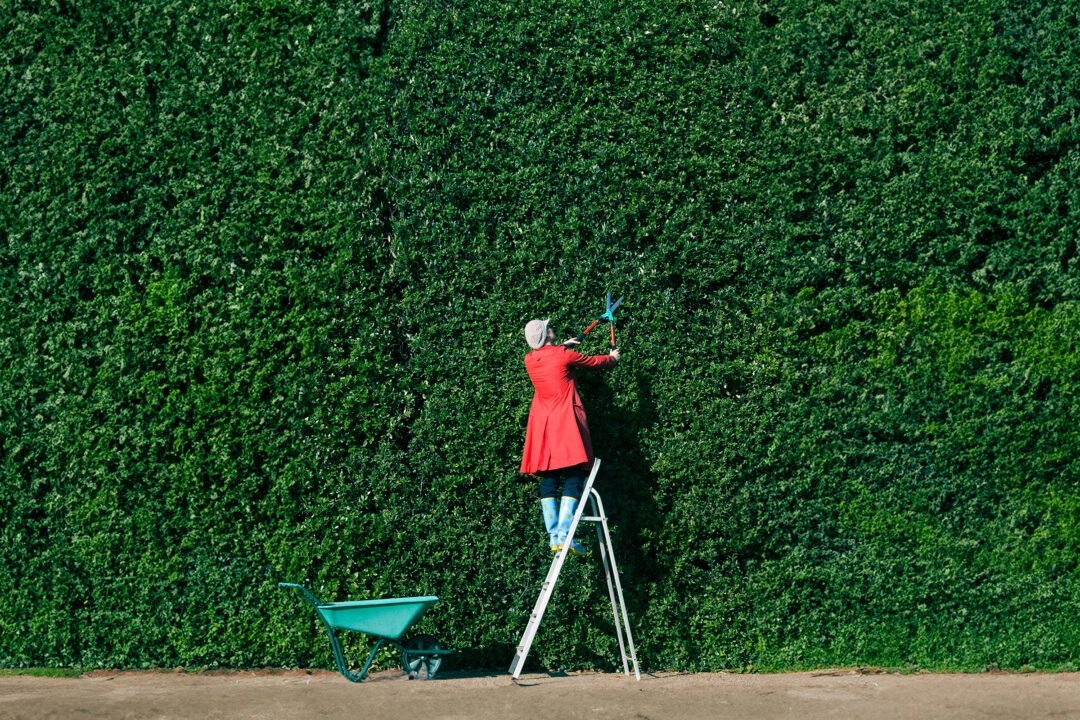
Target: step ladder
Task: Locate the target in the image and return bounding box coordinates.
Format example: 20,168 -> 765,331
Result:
509,457 -> 640,681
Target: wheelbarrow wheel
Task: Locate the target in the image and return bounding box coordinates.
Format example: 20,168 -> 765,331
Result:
401,634 -> 444,679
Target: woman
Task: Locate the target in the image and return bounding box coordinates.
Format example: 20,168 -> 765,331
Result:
520,318 -> 620,553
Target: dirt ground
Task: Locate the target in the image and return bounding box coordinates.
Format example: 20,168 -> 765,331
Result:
1,668 -> 1078,720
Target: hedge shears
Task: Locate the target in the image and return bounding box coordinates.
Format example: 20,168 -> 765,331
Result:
572,292 -> 623,348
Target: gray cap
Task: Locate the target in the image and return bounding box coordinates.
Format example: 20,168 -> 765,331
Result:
524,318 -> 550,349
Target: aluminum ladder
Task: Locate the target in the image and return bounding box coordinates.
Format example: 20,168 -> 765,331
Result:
509,457 -> 641,681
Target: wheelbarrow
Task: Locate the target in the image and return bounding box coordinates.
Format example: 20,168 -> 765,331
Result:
279,582 -> 452,682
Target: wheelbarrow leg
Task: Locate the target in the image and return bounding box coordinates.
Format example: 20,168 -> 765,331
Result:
356,637 -> 387,681
323,621 -> 380,683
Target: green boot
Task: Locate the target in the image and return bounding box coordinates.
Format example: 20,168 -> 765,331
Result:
540,498 -> 560,551
556,496 -> 587,555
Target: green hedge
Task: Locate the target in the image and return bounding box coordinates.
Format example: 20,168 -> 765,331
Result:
2,0 -> 1078,672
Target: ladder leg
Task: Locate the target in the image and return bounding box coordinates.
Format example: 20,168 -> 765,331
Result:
590,492 -> 630,676
590,489 -> 641,680
608,537 -> 641,680
508,545 -> 569,678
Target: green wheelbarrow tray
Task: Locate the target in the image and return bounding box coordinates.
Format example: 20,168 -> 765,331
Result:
279,583 -> 453,682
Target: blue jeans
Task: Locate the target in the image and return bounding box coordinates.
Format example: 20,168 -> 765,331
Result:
539,464 -> 587,500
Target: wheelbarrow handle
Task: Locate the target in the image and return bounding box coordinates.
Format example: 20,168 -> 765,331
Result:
278,582 -> 322,609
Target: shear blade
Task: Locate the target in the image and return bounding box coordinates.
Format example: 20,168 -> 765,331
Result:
600,293 -> 623,323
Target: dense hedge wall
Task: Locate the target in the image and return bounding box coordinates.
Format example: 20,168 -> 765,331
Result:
2,0 -> 1078,672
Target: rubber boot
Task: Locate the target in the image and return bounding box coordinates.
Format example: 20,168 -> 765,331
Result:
540,498 -> 560,551
556,496 -> 587,555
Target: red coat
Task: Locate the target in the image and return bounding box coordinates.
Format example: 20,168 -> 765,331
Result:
520,344 -> 616,475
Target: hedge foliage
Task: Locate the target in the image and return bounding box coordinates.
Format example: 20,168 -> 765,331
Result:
2,0 -> 1078,672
